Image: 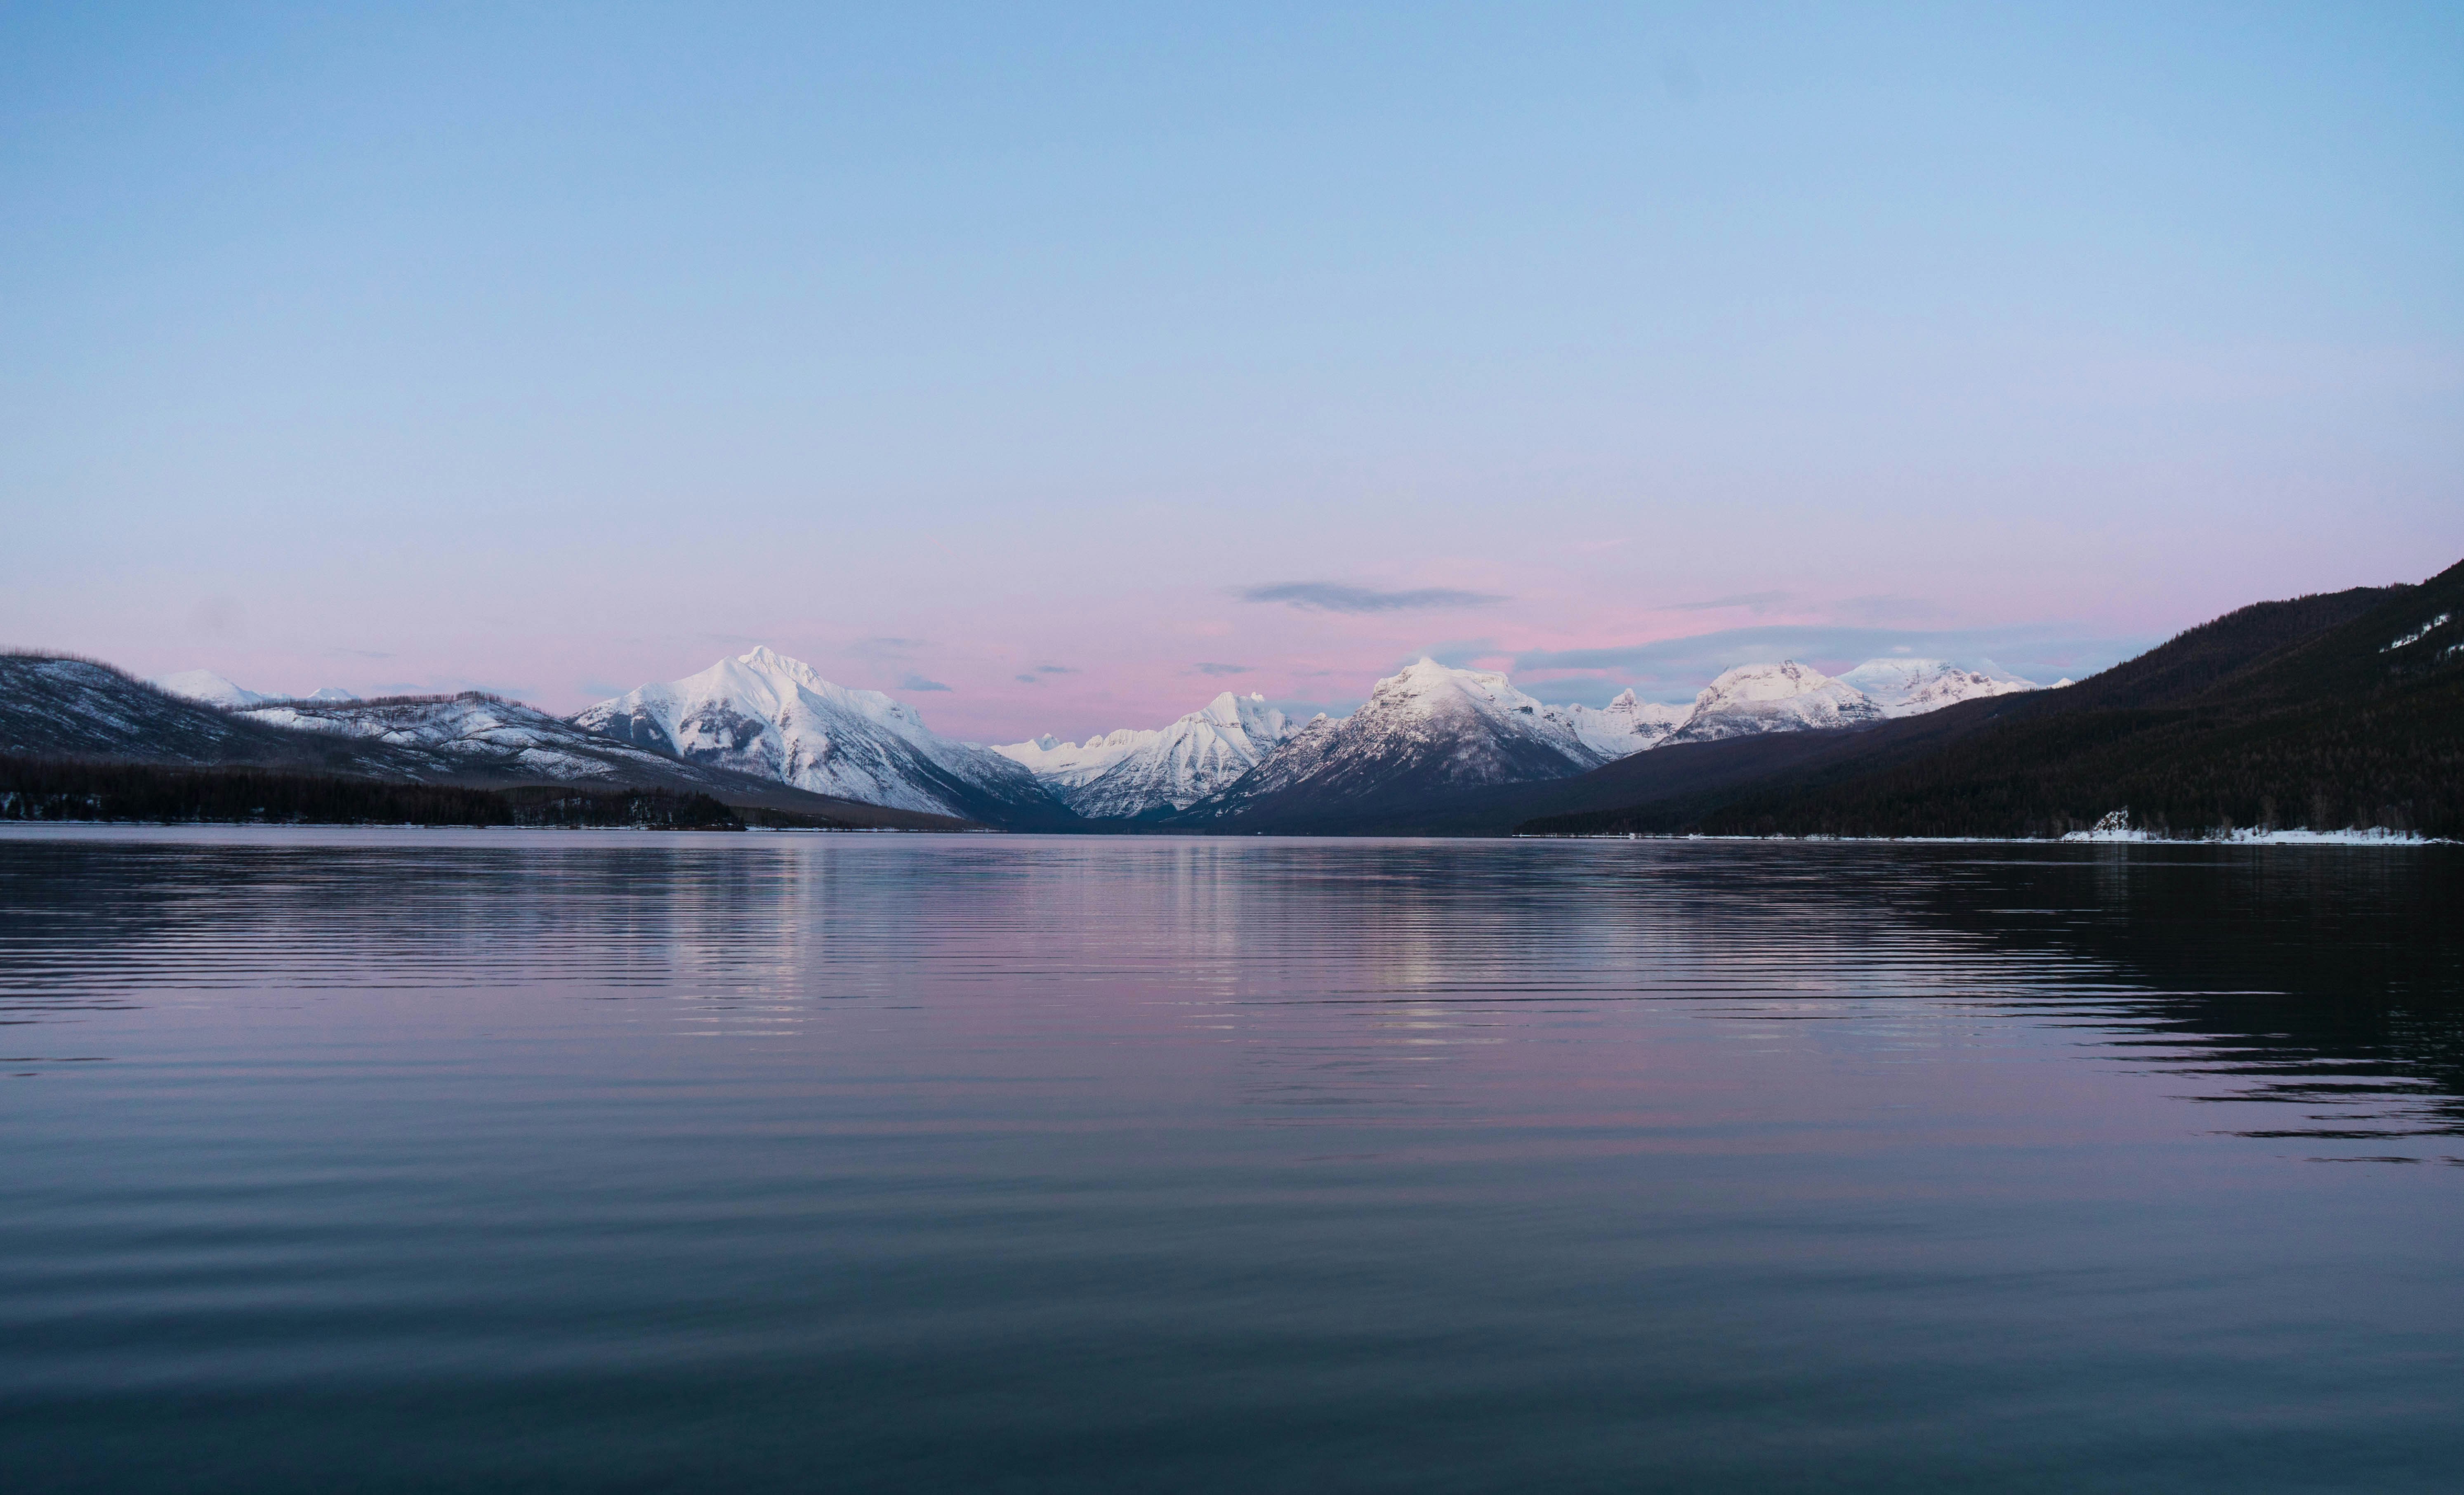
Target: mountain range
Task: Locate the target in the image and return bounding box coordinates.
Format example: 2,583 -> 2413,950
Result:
14,645 -> 2025,831
10,557 -> 2455,838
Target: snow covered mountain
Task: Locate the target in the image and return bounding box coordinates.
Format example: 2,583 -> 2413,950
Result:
995,691 -> 1300,818
1560,689 -> 1689,757
573,647 -> 1073,826
1834,658 -> 2037,718
1172,659 -> 1614,829
1659,661 -> 1885,746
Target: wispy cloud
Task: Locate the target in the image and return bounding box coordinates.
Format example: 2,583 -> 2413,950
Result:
899,672 -> 953,692
1238,581 -> 1508,614
1030,664 -> 1076,674
1192,661 -> 1253,676
1667,590 -> 1794,613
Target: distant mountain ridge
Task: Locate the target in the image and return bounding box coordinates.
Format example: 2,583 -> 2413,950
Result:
13,636 -> 2081,834
995,691 -> 1300,819
1160,659 -> 1620,831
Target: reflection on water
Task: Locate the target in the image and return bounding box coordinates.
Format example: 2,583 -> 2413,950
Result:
2,829 -> 2459,1493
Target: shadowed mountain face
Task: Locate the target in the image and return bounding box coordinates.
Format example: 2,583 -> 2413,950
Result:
1516,562 -> 2462,841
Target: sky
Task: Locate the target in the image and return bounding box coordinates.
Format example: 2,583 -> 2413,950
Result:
5,3 -> 2459,739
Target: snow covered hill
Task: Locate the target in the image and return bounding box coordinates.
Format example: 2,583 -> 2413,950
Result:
3,657 -> 398,770
236,693 -> 753,790
1658,661 -> 1886,745
995,691 -> 1299,818
1172,659 -> 1613,828
1834,658 -> 2037,718
151,669 -> 269,708
574,647 -> 1073,826
153,671 -> 361,707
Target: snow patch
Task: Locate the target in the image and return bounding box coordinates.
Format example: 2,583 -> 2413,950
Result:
2383,613 -> 2451,652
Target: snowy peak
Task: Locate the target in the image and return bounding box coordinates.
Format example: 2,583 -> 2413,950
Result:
1661,660 -> 1883,745
1834,658 -> 2037,718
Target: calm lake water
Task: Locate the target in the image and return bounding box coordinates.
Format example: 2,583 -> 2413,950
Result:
3,828 -> 2459,1493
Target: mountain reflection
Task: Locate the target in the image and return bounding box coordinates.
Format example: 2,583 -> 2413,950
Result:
2,830 -> 2457,1157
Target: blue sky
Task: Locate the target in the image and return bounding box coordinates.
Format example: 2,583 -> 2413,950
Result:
5,4 -> 2458,733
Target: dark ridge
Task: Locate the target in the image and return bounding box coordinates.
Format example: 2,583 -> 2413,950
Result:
1519,561 -> 2464,841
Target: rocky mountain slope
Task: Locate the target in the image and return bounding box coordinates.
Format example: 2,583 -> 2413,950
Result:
575,647 -> 1076,827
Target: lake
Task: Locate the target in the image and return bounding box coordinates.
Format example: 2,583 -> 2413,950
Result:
3,827 -> 2459,1492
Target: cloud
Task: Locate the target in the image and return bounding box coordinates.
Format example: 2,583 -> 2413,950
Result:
1014,673 -> 1040,684
1030,664 -> 1076,675
1238,581 -> 1508,614
1667,590 -> 1794,613
330,647 -> 393,659
1192,662 -> 1253,676
899,672 -> 953,692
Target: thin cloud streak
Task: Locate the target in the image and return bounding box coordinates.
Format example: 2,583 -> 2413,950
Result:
1667,590 -> 1794,613
1238,581 -> 1508,614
